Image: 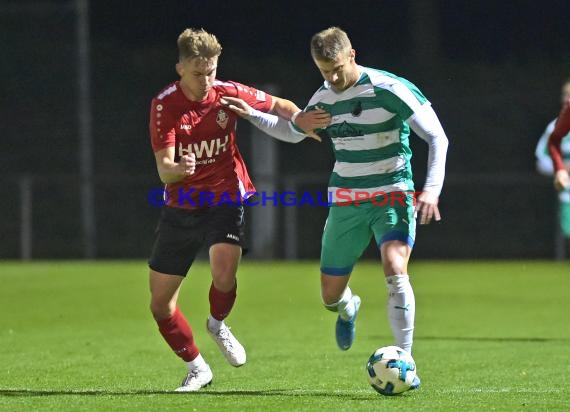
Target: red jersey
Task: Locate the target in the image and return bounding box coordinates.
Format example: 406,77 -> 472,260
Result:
150,80 -> 274,209
548,98 -> 570,172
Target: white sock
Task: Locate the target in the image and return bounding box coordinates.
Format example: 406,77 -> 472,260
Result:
386,274 -> 415,353
207,315 -> 223,333
186,353 -> 208,371
324,286 -> 355,321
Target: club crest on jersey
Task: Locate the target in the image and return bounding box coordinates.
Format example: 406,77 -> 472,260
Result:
216,109 -> 229,129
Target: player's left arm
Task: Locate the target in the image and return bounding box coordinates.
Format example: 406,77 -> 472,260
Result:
227,82 -> 329,135
407,103 -> 449,225
222,96 -> 324,142
269,96 -> 301,120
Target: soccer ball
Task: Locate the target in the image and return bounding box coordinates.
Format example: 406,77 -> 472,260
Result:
366,345 -> 417,395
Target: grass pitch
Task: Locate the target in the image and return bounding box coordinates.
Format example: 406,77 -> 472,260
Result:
1,260 -> 569,411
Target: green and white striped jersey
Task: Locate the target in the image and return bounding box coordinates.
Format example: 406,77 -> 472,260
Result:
293,66 -> 429,204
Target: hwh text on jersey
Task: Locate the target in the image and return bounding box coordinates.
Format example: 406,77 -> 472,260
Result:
178,135 -> 229,159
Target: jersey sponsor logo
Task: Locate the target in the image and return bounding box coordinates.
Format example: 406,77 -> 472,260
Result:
351,101 -> 363,117
180,124 -> 192,130
216,109 -> 229,129
226,233 -> 240,241
332,121 -> 364,138
178,135 -> 229,159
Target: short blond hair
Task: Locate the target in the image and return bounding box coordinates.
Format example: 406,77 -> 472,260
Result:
310,27 -> 352,62
177,28 -> 222,61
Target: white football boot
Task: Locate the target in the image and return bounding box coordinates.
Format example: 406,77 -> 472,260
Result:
175,365 -> 213,392
207,321 -> 246,367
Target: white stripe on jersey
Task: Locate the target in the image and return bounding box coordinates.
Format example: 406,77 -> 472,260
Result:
214,80 -> 235,87
308,83 -> 374,106
366,69 -> 426,117
331,129 -> 400,151
238,178 -> 247,197
333,156 -> 406,178
157,84 -> 177,100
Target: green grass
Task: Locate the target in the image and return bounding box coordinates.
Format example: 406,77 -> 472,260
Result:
1,260 -> 569,411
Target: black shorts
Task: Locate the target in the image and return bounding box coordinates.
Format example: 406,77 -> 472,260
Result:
148,205 -> 246,276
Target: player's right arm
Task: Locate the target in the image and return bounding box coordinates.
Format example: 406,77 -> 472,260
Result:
548,99 -> 570,191
154,147 -> 196,184
149,93 -> 196,184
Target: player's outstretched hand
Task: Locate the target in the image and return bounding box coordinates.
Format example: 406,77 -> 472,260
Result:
415,190 -> 441,225
221,97 -> 252,117
294,109 -> 331,136
554,169 -> 570,191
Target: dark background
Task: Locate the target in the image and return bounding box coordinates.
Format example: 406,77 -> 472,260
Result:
1,0 -> 569,259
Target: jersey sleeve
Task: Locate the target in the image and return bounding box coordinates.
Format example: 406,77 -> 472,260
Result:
535,120 -> 556,175
386,80 -> 430,121
149,98 -> 177,153
222,81 -> 274,113
548,99 -> 570,172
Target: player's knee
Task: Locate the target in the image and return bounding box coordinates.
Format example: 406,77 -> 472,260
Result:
149,299 -> 175,321
381,241 -> 411,273
382,254 -> 408,276
210,263 -> 238,291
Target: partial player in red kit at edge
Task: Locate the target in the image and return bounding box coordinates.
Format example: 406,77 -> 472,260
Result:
147,28 -> 307,392
548,98 -> 570,191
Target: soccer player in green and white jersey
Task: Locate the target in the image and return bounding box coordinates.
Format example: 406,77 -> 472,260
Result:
223,27 -> 449,389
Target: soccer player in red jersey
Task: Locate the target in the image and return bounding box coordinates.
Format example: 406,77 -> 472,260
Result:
548,97 -> 570,192
148,28 -> 304,392
537,81 -> 570,257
